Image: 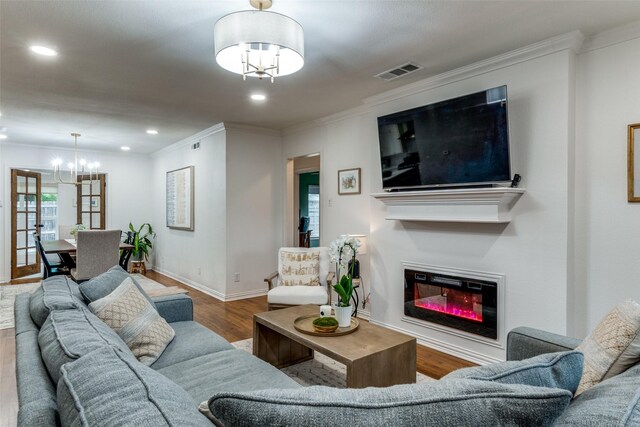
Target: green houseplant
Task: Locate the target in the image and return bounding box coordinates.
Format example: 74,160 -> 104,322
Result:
127,222 -> 156,262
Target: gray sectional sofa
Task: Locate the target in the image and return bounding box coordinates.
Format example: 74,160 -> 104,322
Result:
14,273 -> 300,426
13,271 -> 640,426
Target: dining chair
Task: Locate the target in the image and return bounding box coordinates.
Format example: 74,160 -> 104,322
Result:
264,247 -> 334,310
70,230 -> 122,282
58,224 -> 75,240
34,233 -> 70,279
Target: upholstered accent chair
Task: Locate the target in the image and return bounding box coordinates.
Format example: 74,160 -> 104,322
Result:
70,230 -> 121,282
264,247 -> 334,311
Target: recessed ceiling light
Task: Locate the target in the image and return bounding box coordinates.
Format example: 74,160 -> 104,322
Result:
146,129 -> 158,135
29,45 -> 58,57
121,146 -> 130,151
250,94 -> 266,101
0,134 -> 7,140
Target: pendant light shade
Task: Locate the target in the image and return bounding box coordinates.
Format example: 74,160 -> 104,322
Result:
214,5 -> 304,81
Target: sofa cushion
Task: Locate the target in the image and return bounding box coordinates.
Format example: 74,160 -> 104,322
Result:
38,307 -> 131,384
575,299 -> 640,395
29,276 -> 85,328
79,264 -> 156,308
444,351 -> 583,394
267,285 -> 329,305
89,277 -> 174,366
57,347 -> 211,427
208,380 -> 573,427
555,363 -> 640,426
158,349 -> 301,404
150,321 -> 234,370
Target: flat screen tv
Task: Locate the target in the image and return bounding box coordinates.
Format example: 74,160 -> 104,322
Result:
377,85 -> 511,191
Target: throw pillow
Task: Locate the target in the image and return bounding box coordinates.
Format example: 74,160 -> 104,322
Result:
278,249 -> 320,286
444,350 -> 583,395
58,347 -> 211,427
38,307 -> 131,384
79,264 -> 156,309
29,276 -> 85,328
575,299 -> 640,395
89,277 -> 175,365
208,380 -> 573,427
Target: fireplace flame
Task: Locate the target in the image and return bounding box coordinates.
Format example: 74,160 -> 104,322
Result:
414,299 -> 483,322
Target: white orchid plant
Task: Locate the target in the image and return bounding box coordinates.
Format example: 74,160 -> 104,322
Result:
328,235 -> 361,308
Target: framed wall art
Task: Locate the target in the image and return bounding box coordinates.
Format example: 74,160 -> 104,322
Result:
166,166 -> 194,230
338,168 -> 361,195
628,123 -> 640,202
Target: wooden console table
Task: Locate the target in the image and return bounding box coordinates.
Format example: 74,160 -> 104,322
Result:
253,304 -> 416,388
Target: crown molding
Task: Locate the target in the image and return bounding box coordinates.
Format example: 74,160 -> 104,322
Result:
283,105 -> 369,136
223,122 -> 282,137
151,123 -> 226,158
580,19 -> 640,53
363,30 -> 585,108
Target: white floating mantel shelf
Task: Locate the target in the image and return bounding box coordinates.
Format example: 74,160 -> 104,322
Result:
371,187 -> 526,223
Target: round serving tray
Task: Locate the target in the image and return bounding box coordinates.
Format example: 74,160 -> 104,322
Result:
293,314 -> 359,337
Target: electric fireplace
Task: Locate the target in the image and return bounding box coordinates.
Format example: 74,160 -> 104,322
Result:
404,268 -> 498,339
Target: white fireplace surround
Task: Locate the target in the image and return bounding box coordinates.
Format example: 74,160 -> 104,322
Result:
400,262 -> 506,351
371,187 -> 525,223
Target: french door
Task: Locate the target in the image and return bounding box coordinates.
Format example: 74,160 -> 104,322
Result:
76,174 -> 106,229
11,169 -> 41,279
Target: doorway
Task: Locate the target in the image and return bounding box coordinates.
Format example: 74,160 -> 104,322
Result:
288,153 -> 320,247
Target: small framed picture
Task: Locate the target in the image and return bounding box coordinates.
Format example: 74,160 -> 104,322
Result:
629,123 -> 640,202
338,168 -> 361,195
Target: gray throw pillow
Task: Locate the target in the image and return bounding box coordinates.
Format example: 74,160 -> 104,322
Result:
38,307 -> 131,384
555,362 -> 640,426
58,347 -> 211,427
78,265 -> 156,309
443,350 -> 583,395
209,381 -> 573,427
29,276 -> 85,328
89,277 -> 174,365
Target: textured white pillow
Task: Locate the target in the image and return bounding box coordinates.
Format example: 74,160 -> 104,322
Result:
278,249 -> 320,286
575,299 -> 640,395
89,277 -> 175,365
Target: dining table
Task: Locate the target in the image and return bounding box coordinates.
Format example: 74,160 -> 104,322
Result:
40,238 -> 135,271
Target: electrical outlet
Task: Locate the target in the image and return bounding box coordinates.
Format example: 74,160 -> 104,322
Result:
234,272 -> 240,282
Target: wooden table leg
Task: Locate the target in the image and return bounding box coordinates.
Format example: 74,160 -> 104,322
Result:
253,320 -> 314,368
346,339 -> 417,388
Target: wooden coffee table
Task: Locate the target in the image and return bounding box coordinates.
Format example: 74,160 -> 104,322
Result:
253,304 -> 416,388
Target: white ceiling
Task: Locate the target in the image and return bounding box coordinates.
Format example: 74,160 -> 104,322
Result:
2,1 -> 640,154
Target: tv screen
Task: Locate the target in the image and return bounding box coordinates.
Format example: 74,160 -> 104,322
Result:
377,86 -> 511,191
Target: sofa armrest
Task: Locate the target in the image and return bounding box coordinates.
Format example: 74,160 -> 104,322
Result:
507,326 -> 582,361
152,294 -> 194,323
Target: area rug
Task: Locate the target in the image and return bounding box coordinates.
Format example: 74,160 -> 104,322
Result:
0,274 -> 165,330
231,338 -> 434,387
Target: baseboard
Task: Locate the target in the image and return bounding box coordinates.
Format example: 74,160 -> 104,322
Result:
151,267 -> 227,301
151,267 -> 267,302
368,319 -> 503,365
224,289 -> 268,301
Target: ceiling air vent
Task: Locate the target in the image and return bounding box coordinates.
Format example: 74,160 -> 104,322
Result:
375,62 -> 423,81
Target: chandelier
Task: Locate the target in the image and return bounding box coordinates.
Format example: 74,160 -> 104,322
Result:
51,133 -> 100,186
213,0 -> 304,82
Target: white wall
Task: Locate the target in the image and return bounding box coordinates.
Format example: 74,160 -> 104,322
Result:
225,126 -> 283,299
283,42 -> 579,363
151,124 -> 284,301
574,35 -> 640,336
0,143 -> 153,282
150,126 -> 228,298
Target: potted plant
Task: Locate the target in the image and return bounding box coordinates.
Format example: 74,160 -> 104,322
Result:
126,222 -> 156,266
328,235 -> 361,327
69,223 -> 86,240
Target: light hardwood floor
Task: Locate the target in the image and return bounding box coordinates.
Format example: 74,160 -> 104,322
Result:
0,270 -> 475,427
